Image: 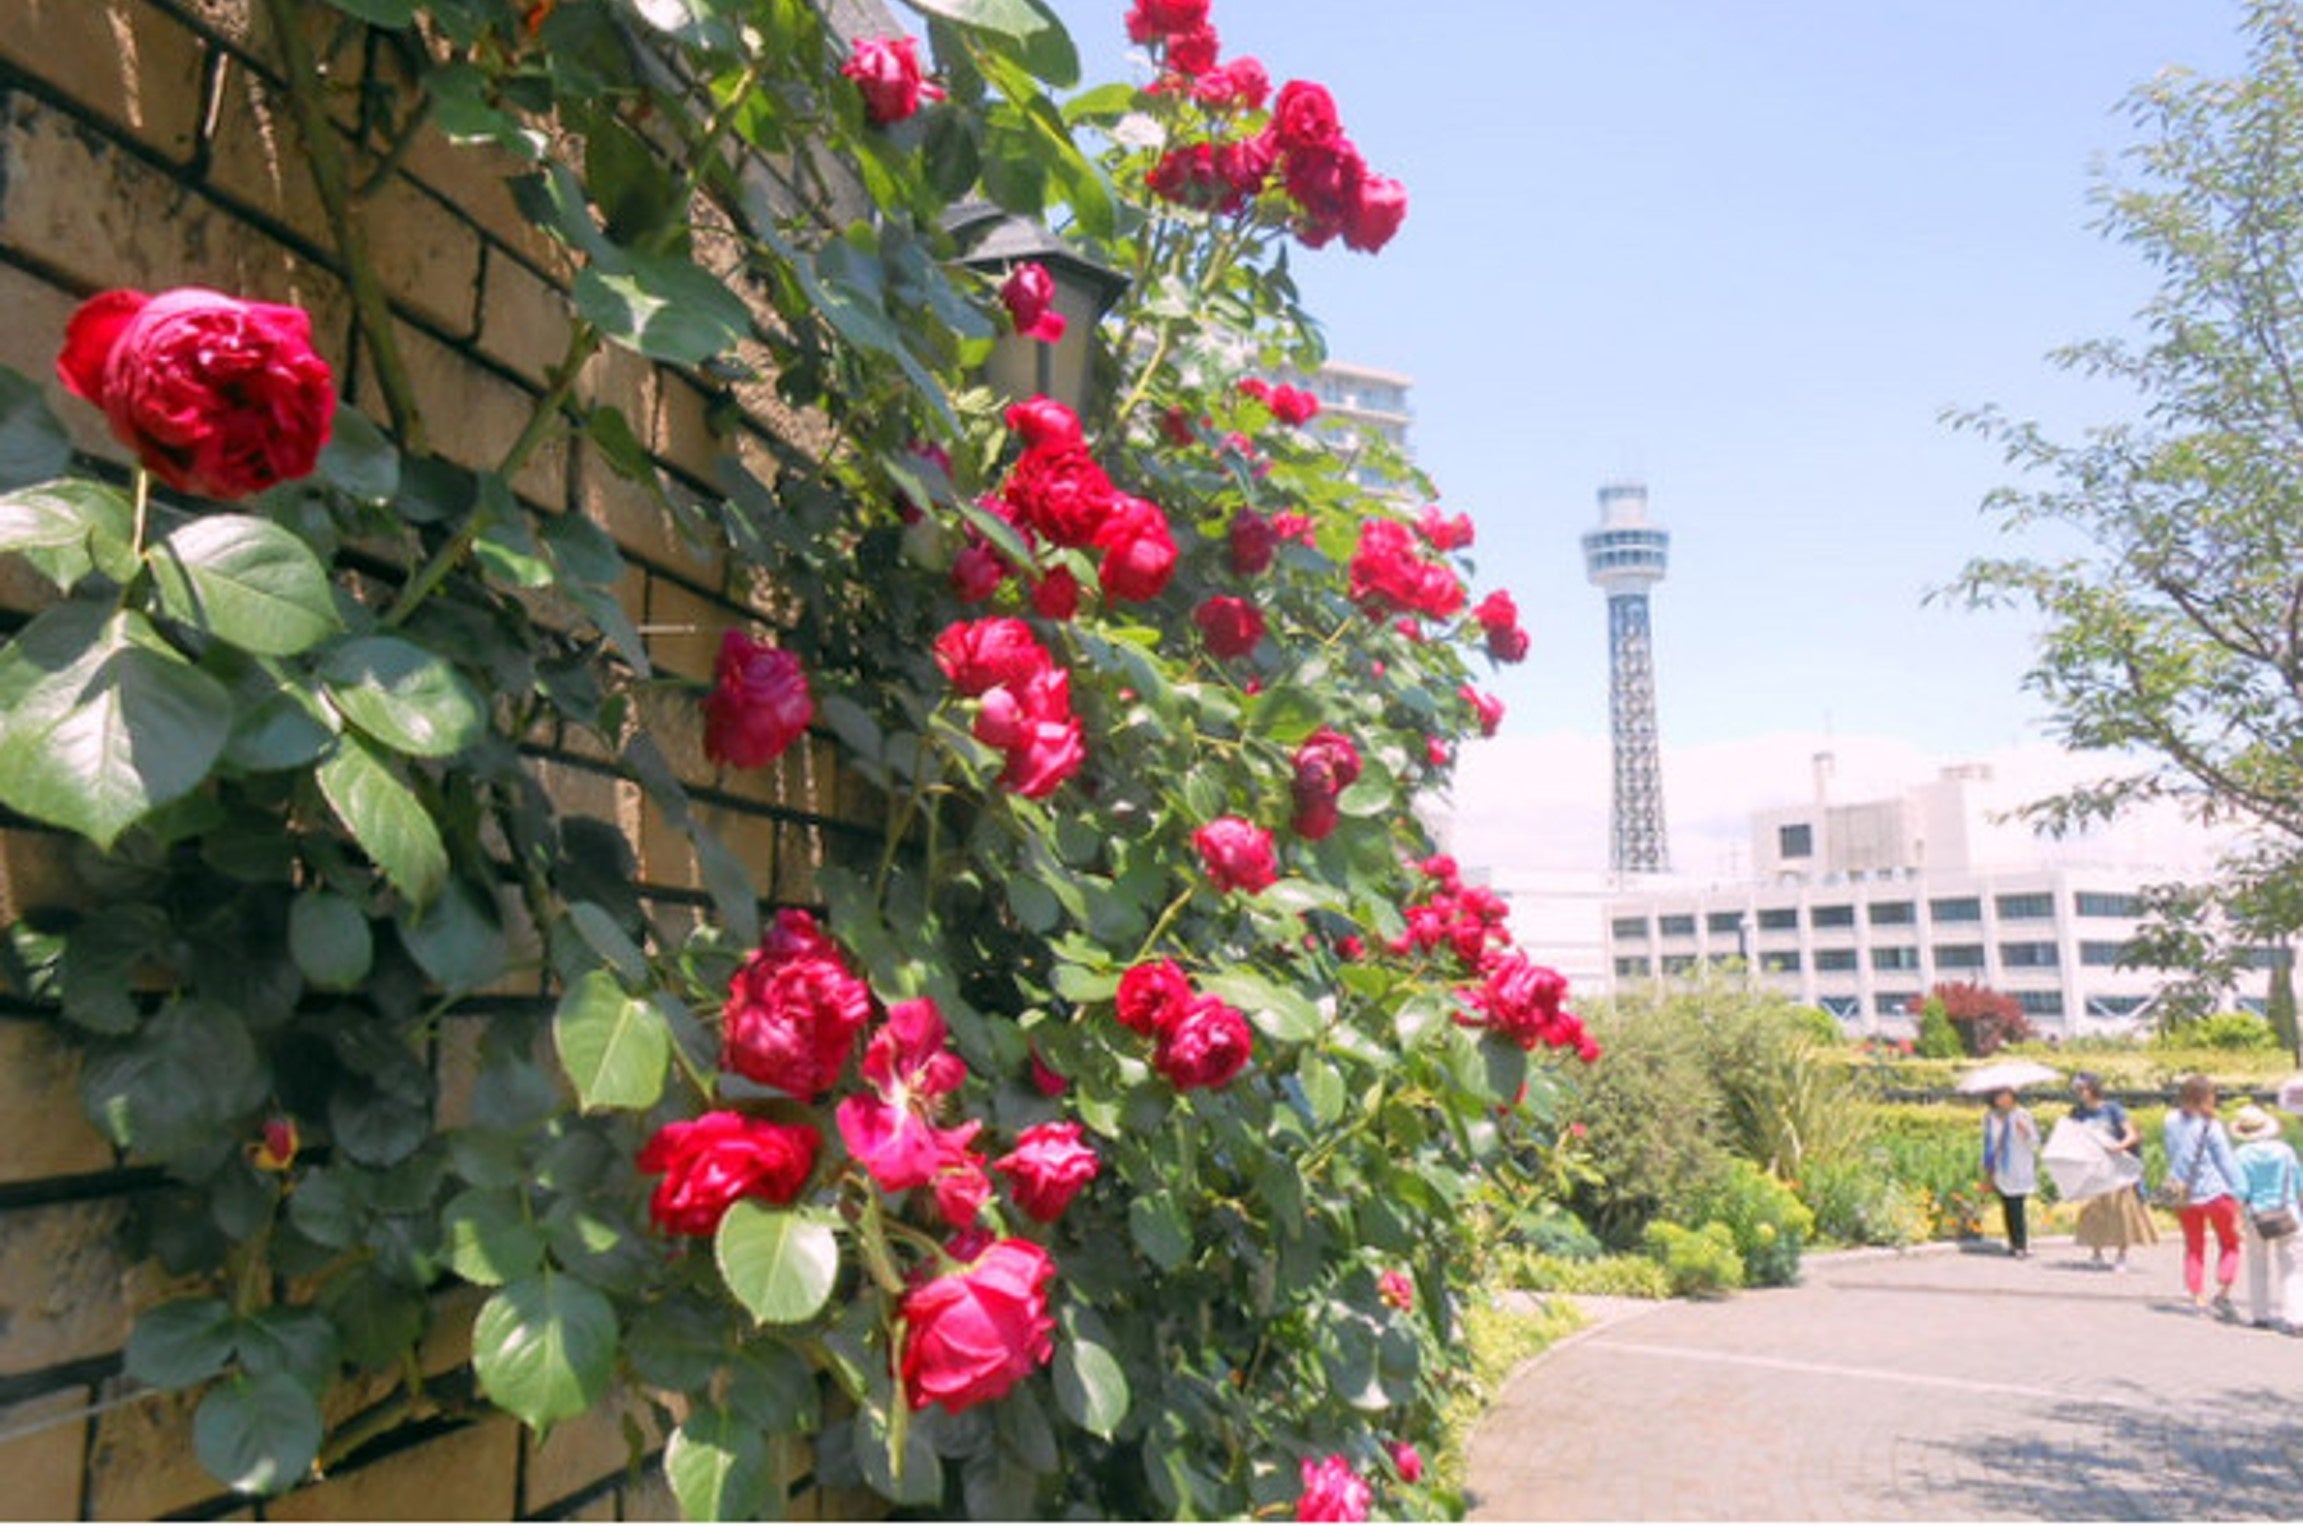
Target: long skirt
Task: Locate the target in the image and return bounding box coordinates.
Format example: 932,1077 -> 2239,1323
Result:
2074,1186 -> 2161,1251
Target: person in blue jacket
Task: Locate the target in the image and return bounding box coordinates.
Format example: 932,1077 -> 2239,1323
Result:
2230,1104 -> 2303,1332
2163,1074 -> 2245,1319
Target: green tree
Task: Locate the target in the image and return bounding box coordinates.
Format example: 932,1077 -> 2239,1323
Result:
1948,1 -> 2303,972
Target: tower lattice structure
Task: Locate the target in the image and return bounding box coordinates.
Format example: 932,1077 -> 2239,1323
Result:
1582,483 -> 1672,874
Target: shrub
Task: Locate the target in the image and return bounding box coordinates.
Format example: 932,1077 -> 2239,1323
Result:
2161,1011 -> 2280,1051
1797,1155 -> 1930,1248
1682,1158 -> 1813,1286
1915,998 -> 1965,1059
1569,997 -> 1729,1245
1641,1221 -> 1745,1298
1514,1205 -> 1606,1262
1495,1249 -> 1674,1300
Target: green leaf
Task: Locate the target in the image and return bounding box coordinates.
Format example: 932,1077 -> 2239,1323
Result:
666,1408 -> 771,1522
222,678 -> 338,773
715,1204 -> 839,1326
194,1372 -> 322,1497
574,256 -> 752,367
898,0 -> 1078,85
289,888 -> 373,991
1127,1192 -> 1189,1272
316,406 -> 400,502
473,507 -> 554,589
320,0 -> 418,24
816,694 -> 883,764
318,635 -> 487,758
474,1273 -> 618,1432
0,605 -> 230,849
315,734 -> 450,907
1298,1054 -> 1345,1126
539,511 -> 623,587
1052,1333 -> 1128,1439
150,514 -> 340,657
443,1187 -> 547,1287
565,900 -> 651,986
1051,962 -> 1117,1003
854,1399 -> 941,1507
0,479 -> 134,590
726,1340 -> 819,1432
398,878 -> 509,992
124,1297 -> 237,1390
234,1306 -> 340,1391
0,372 -> 73,491
1200,970 -> 1321,1044
553,968 -> 670,1111
1336,757 -> 1397,818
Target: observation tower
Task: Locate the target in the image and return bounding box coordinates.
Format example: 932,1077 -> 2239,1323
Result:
1582,483 -> 1672,875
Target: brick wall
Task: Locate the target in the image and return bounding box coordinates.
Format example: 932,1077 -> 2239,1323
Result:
0,2 -> 883,1517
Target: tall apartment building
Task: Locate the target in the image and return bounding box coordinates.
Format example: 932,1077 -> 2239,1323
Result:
1299,361 -> 1413,497
1600,761 -> 2245,1035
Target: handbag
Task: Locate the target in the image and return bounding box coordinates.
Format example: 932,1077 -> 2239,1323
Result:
2255,1156 -> 2301,1239
2155,1121 -> 2213,1210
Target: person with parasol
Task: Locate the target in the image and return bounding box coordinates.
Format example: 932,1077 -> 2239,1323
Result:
1962,1060 -> 2051,1259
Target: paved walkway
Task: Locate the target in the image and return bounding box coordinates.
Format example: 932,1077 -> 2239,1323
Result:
1468,1235 -> 2303,1520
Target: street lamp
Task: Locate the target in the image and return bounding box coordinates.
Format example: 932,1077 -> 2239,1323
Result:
944,200 -> 1130,413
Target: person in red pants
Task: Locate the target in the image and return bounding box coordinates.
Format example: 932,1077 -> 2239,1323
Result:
2162,1073 -> 2246,1319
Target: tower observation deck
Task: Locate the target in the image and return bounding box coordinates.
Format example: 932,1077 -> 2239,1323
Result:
1582,483 -> 1672,875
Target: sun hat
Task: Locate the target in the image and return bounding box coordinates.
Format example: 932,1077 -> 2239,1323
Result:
2231,1104 -> 2282,1143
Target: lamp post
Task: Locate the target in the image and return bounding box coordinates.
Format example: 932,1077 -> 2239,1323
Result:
944,200 -> 1130,413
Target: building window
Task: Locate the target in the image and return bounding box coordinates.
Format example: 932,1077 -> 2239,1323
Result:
1761,950 -> 1802,974
1815,948 -> 1859,972
1818,996 -> 1861,1019
1614,956 -> 1650,978
2075,892 -> 2141,918
1930,896 -> 1982,923
2001,941 -> 2060,969
1611,917 -> 1648,941
1812,904 -> 1855,929
1868,901 -> 1916,926
1706,911 -> 1744,934
1934,943 -> 1986,969
2086,995 -> 2149,1018
2014,989 -> 2065,1017
1875,991 -> 1919,1016
2079,941 -> 2133,968
1996,892 -> 2055,920
1871,947 -> 1921,971
1658,914 -> 1696,938
1779,823 -> 1814,859
1757,907 -> 1799,931
1660,955 -> 1697,975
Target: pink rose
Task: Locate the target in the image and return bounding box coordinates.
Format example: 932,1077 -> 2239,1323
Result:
1004,394 -> 1084,449
1270,81 -> 1344,154
58,287 -> 336,500
843,35 -> 942,126
1195,595 -> 1266,660
1125,0 -> 1209,42
1378,1268 -> 1415,1311
994,1121 -> 1101,1221
1296,1455 -> 1371,1522
998,262 -> 1067,344
720,910 -> 873,1100
899,1239 -> 1057,1413
1344,172 -> 1408,254
1154,995 -> 1252,1091
935,617 -> 1049,695
1195,816 -> 1277,894
1093,495 -> 1177,602
932,1148 -> 993,1229
1116,958 -> 1194,1037
1386,1441 -> 1424,1484
702,631 -> 814,769
638,1111 -> 820,1237
1194,56 -> 1271,111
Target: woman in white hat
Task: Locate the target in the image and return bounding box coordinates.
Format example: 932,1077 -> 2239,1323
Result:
2230,1104 -> 2303,1332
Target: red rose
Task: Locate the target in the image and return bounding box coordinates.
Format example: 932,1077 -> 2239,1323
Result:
1004,394 -> 1084,449
1378,1268 -> 1415,1311
1474,590 -> 1530,662
1386,1441 -> 1425,1485
899,1239 -> 1057,1413
1229,506 -> 1281,575
1031,566 -> 1081,620
951,543 -> 1007,603
1195,816 -> 1277,894
999,263 -> 1067,344
1164,21 -> 1219,75
1463,953 -> 1579,1053
935,617 -> 1049,695
721,910 -> 873,1099
1194,56 -> 1271,111
1270,81 -> 1344,154
1297,1455 -> 1372,1523
1461,684 -> 1505,737
57,287 -> 336,500
994,1121 -> 1101,1221
1267,384 -> 1320,426
1125,0 -> 1209,42
1195,595 -> 1265,660
1003,439 -> 1121,547
1093,495 -> 1177,602
702,631 -> 814,769
843,35 -> 942,126
1290,727 -> 1362,841
1344,172 -> 1408,254
1154,995 -> 1252,1091
1417,506 -> 1474,551
1000,707 -> 1085,799
1350,519 -> 1464,620
638,1111 -> 820,1237
1028,1046 -> 1068,1097
250,1116 -> 299,1172
1116,958 -> 1194,1037
861,996 -> 966,1100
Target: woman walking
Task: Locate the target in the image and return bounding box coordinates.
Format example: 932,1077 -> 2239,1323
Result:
2229,1104 -> 2303,1333
1981,1087 -> 2039,1259
2069,1072 -> 2156,1268
2162,1074 -> 2245,1318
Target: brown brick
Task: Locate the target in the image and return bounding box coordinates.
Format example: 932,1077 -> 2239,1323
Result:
417,1284 -> 487,1380
268,1413 -> 519,1521
0,1021 -> 116,1184
398,127 -> 567,277
0,96 -> 354,354
86,1383 -> 216,1520
579,455 -> 716,587
641,577 -> 736,688
0,824 -> 95,931
0,1384 -> 90,1522
0,1200 -> 135,1377
650,374 -> 723,479
0,262 -> 111,463
772,820 -> 824,906
358,320 -> 566,509
560,1489 -> 618,1521
201,55 -> 328,247
522,1390 -> 660,1514
620,1465 -> 678,1523
0,0 -> 207,163
362,178 -> 484,339
478,251 -> 575,388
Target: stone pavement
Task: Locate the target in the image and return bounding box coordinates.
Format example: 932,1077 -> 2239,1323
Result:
1468,1235 -> 2303,1520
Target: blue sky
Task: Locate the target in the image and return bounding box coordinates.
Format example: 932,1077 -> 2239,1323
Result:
1079,1 -> 2251,758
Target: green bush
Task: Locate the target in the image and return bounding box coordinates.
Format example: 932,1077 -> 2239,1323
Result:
1797,1154 -> 1931,1247
1915,998 -> 1964,1058
1496,1249 -> 1674,1300
2161,1011 -> 2280,1051
1683,1158 -> 1813,1286
1515,1205 -> 1606,1262
1641,1221 -> 1745,1298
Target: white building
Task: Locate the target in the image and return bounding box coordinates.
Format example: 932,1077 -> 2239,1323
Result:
1298,361 -> 1413,499
1600,759 -> 2254,1036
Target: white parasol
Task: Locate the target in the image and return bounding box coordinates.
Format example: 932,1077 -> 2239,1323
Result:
2040,1115 -> 2143,1202
1953,1058 -> 2062,1096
